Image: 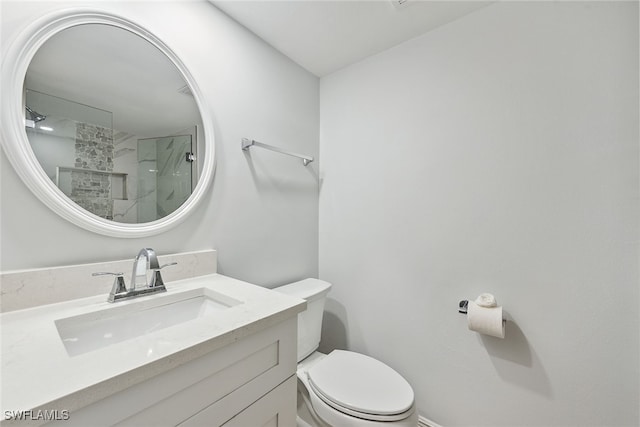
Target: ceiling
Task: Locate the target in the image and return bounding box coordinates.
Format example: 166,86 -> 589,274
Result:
211,0 -> 493,77
26,24 -> 200,138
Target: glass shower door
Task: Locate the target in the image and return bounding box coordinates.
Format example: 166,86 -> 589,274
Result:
137,135 -> 193,222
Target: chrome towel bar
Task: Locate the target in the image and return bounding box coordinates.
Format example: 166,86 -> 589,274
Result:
241,138 -> 314,166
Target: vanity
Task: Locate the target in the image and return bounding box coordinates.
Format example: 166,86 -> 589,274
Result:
0,6 -> 308,426
1,271 -> 305,426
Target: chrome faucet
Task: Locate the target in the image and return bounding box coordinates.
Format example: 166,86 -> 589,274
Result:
132,248 -> 160,290
93,248 -> 177,303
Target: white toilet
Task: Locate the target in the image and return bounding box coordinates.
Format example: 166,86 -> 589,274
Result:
275,278 -> 418,427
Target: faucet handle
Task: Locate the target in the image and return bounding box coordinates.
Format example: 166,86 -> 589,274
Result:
150,262 -> 177,288
92,272 -> 127,301
158,262 -> 178,270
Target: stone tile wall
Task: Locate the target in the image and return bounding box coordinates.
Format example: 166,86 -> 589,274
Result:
71,123 -> 114,219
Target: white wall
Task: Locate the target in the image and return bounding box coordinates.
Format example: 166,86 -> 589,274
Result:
319,2 -> 638,426
0,1 -> 319,287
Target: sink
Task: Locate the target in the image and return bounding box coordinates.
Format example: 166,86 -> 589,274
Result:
55,287 -> 242,357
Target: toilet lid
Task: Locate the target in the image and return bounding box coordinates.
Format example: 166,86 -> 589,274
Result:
306,350 -> 414,417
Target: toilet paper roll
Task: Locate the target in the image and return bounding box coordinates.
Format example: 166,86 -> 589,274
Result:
475,293 -> 497,308
467,301 -> 505,338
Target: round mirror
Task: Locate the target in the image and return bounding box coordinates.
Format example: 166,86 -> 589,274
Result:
0,10 -> 215,237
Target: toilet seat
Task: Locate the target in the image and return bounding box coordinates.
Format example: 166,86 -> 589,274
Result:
306,350 -> 415,422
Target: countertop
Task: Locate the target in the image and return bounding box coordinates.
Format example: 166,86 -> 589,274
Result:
0,274 -> 305,421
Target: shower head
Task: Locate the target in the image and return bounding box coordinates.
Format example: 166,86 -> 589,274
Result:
25,106 -> 46,123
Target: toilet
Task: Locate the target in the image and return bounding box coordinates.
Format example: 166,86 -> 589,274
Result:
275,278 -> 418,427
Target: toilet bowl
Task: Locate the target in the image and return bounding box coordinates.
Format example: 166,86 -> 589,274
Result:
275,279 -> 418,427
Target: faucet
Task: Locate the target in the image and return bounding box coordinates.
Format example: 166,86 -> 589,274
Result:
131,248 -> 160,290
93,248 -> 177,303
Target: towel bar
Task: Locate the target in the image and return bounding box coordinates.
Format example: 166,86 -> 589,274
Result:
241,138 -> 314,166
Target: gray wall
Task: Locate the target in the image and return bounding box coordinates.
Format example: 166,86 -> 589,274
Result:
0,0 -> 319,287
319,2 -> 639,426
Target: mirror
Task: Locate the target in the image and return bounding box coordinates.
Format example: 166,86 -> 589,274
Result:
0,10 -> 215,237
25,23 -> 201,223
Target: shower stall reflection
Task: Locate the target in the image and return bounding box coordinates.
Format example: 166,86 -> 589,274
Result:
24,90 -> 196,223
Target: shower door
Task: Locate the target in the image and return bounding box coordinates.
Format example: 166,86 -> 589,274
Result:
137,135 -> 193,222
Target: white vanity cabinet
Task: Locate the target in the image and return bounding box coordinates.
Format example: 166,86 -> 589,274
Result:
2,274 -> 305,427
46,317 -> 298,427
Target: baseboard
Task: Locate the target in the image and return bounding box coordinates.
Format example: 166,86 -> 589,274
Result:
419,415 -> 443,427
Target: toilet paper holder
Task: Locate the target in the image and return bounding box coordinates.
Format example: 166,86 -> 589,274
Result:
458,300 -> 469,314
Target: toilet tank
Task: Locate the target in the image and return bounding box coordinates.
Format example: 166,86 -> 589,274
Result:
274,278 -> 332,362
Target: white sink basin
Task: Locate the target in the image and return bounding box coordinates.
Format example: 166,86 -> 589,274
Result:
55,287 -> 242,357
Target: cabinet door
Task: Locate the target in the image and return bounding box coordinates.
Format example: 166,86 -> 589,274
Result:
223,376 -> 297,427
181,376 -> 297,427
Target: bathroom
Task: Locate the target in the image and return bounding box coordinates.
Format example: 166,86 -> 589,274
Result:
0,0 -> 638,426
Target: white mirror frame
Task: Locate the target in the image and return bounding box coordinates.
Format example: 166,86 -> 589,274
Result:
0,8 -> 216,238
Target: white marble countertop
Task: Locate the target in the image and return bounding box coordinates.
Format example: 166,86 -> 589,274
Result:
0,274 -> 305,421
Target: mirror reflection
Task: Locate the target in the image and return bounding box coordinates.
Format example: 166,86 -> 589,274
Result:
24,24 -> 203,223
